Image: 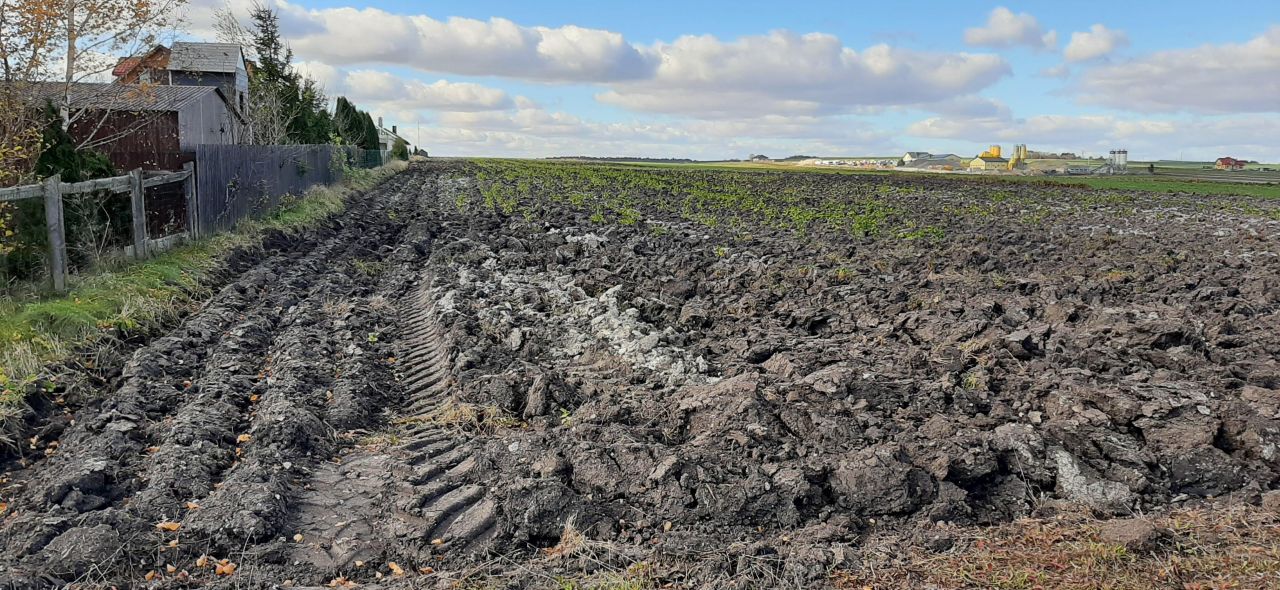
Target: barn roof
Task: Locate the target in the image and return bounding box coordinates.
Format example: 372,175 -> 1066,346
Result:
169,42 -> 244,74
21,82 -> 217,112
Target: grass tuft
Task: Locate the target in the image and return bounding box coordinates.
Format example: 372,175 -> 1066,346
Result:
834,504 -> 1280,590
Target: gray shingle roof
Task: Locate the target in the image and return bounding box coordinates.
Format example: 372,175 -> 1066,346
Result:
169,42 -> 244,74
21,82 -> 216,111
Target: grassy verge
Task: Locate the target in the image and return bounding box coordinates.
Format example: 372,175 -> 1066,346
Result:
0,160 -> 408,424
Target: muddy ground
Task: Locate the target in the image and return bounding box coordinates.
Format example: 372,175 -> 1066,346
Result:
0,161 -> 1278,588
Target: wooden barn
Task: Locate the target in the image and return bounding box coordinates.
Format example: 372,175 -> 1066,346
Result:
25,82 -> 245,170
114,42 -> 251,117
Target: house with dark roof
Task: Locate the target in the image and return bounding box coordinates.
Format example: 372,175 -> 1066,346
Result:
25,82 -> 245,169
375,117 -> 411,152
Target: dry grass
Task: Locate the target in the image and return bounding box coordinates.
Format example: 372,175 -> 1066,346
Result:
398,397 -> 525,433
834,504 -> 1280,590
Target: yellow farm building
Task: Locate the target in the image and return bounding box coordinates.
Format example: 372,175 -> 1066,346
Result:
969,155 -> 1009,170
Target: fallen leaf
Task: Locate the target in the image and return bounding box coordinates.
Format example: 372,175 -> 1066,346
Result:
388,562 -> 404,576
166,564 -> 177,574
185,502 -> 200,510
144,570 -> 157,581
293,533 -> 304,543
155,521 -> 181,532
431,538 -> 444,546
215,561 -> 237,575
167,539 -> 179,547
236,434 -> 251,443
249,394 -> 260,402
419,566 -> 435,574
195,555 -> 209,568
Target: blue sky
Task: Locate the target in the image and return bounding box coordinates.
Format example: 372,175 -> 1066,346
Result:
191,0 -> 1280,160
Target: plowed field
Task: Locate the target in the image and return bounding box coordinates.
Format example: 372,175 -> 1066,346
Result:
2,160 -> 1278,588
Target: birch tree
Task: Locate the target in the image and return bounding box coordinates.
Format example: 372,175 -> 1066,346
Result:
54,0 -> 187,140
0,0 -> 60,186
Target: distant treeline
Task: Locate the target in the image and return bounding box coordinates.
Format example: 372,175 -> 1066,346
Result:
545,156 -> 698,163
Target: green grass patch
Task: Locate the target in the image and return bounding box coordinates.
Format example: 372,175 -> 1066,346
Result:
520,158 -> 1280,199
0,160 -> 407,422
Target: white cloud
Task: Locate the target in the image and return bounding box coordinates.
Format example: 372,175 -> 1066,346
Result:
599,31 -> 1009,118
293,60 -> 343,91
1039,64 -> 1071,79
272,2 -> 654,83
1076,26 -> 1280,113
409,99 -> 895,159
964,7 -> 1056,50
1064,24 -> 1128,62
186,0 -> 1007,115
341,71 -> 513,111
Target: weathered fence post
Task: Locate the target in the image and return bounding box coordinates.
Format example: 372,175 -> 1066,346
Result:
183,161 -> 198,240
42,175 -> 67,293
129,169 -> 147,260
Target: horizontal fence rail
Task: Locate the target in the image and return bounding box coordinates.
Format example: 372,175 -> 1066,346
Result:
4,143 -> 384,292
2,167 -> 193,292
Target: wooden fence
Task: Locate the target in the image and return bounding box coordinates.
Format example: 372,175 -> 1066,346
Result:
1,144 -> 386,291
0,166 -> 194,292
191,144 -> 379,237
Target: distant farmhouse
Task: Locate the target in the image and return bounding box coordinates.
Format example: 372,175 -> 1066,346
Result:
898,153 -> 963,170
1215,156 -> 1246,170
969,145 -> 1010,171
969,155 -> 1009,171
375,117 -> 410,152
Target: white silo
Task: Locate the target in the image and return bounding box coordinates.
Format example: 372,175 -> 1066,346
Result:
1109,149 -> 1128,172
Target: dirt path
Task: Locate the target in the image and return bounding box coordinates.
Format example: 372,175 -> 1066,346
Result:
1,161 -> 1277,588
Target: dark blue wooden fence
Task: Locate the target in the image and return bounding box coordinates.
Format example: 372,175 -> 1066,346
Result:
191,144 -> 381,237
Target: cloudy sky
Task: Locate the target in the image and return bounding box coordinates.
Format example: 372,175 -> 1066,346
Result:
186,0 -> 1280,161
